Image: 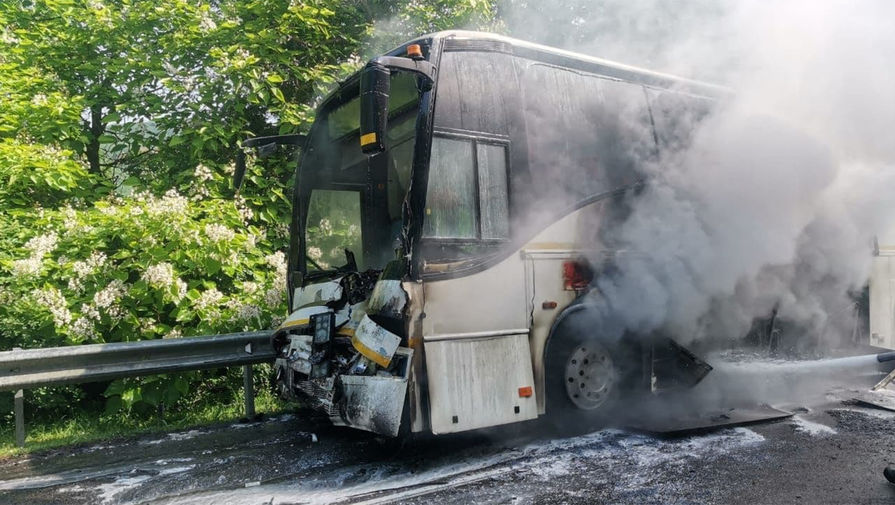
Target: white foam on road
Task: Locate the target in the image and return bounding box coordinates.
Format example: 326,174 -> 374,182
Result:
790,416 -> 837,436
152,427 -> 765,505
97,473 -> 153,503
139,429 -> 208,446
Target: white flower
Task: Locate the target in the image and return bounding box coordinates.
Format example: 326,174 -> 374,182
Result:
94,279 -> 127,309
242,281 -> 259,295
307,246 -> 322,261
143,189 -> 188,216
195,288 -> 224,310
265,251 -> 286,270
67,277 -> 84,292
269,315 -> 285,329
194,164 -> 213,183
245,233 -> 258,250
31,94 -> 48,106
71,317 -> 98,341
319,218 -> 332,235
175,278 -> 188,302
204,223 -> 235,243
81,303 -> 101,321
25,232 -> 58,258
234,195 -> 254,223
199,12 -> 217,32
227,300 -> 261,322
35,288 -> 72,327
11,257 -> 41,277
164,328 -> 183,339
72,251 -> 107,279
264,287 -> 283,308
142,263 -> 175,287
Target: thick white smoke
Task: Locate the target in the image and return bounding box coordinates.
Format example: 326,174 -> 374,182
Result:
503,0 -> 895,348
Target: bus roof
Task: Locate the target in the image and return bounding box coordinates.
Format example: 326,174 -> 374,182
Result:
417,30 -> 731,98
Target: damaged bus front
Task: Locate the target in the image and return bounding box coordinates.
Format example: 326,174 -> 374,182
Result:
243,32 -> 736,438
265,43 -> 435,437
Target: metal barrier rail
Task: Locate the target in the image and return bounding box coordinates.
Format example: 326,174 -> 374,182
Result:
1,331 -> 276,447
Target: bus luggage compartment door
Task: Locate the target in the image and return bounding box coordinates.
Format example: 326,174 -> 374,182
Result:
424,330 -> 537,434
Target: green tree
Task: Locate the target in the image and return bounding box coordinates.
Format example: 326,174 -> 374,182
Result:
0,0 -> 498,420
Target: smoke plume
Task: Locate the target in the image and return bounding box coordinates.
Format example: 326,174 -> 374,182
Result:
503,0 -> 895,349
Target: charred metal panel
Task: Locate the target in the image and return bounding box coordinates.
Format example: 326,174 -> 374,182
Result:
424,331 -> 537,434
402,281 -> 429,433
332,348 -> 413,437
292,278 -> 343,311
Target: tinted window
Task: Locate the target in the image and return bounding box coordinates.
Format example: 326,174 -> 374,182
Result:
477,143 -> 509,239
422,135 -> 510,243
422,137 -> 477,239
434,51 -> 513,135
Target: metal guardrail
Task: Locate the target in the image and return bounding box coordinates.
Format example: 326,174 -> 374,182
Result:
1,331 -> 276,447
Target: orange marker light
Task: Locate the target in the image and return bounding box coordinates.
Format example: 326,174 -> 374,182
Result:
406,44 -> 423,59
518,386 -> 533,398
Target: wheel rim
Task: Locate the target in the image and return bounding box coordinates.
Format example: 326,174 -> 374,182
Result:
564,343 -> 616,410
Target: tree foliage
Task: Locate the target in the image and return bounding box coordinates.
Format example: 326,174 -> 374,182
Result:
0,0 -> 497,418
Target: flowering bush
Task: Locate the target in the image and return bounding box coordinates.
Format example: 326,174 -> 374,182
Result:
0,187 -> 288,412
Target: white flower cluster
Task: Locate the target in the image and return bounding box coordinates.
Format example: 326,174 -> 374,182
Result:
71,317 -> 99,341
242,281 -> 259,295
81,303 -> 101,321
175,278 -> 188,302
72,251 -> 107,278
199,12 -> 217,32
307,246 -> 322,261
319,218 -> 333,235
12,257 -> 42,277
142,262 -> 175,287
26,233 -> 58,257
93,279 -> 127,320
12,232 -> 58,277
195,288 -> 224,321
195,288 -> 223,311
135,189 -> 188,216
245,233 -> 258,250
234,194 -> 254,223
204,223 -> 235,243
35,288 -> 72,328
194,164 -> 213,183
227,299 -> 261,323
164,328 -> 183,339
263,250 -> 288,308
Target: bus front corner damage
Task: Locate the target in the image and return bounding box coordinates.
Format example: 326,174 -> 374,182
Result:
272,271 -> 413,437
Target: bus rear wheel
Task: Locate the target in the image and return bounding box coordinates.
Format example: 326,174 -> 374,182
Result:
544,315 -> 639,433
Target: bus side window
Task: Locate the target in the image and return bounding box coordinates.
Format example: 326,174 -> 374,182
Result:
477,143 -> 509,239
423,135 -> 510,242
423,136 -> 478,239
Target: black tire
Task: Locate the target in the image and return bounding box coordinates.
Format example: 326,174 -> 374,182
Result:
543,309 -> 642,434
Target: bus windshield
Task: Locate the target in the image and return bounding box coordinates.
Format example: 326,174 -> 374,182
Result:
299,72 -> 419,274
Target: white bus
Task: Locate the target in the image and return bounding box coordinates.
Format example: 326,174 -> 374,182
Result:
246,31 -> 731,437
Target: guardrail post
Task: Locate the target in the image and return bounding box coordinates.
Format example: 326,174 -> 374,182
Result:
12,346 -> 24,448
14,389 -> 24,448
243,364 -> 255,419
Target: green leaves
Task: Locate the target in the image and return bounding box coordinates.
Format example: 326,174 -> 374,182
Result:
0,0 -> 500,422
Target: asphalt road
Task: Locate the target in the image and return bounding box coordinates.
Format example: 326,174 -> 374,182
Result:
2,356 -> 895,505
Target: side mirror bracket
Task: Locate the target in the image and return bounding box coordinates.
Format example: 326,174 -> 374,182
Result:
234,133 -> 307,193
